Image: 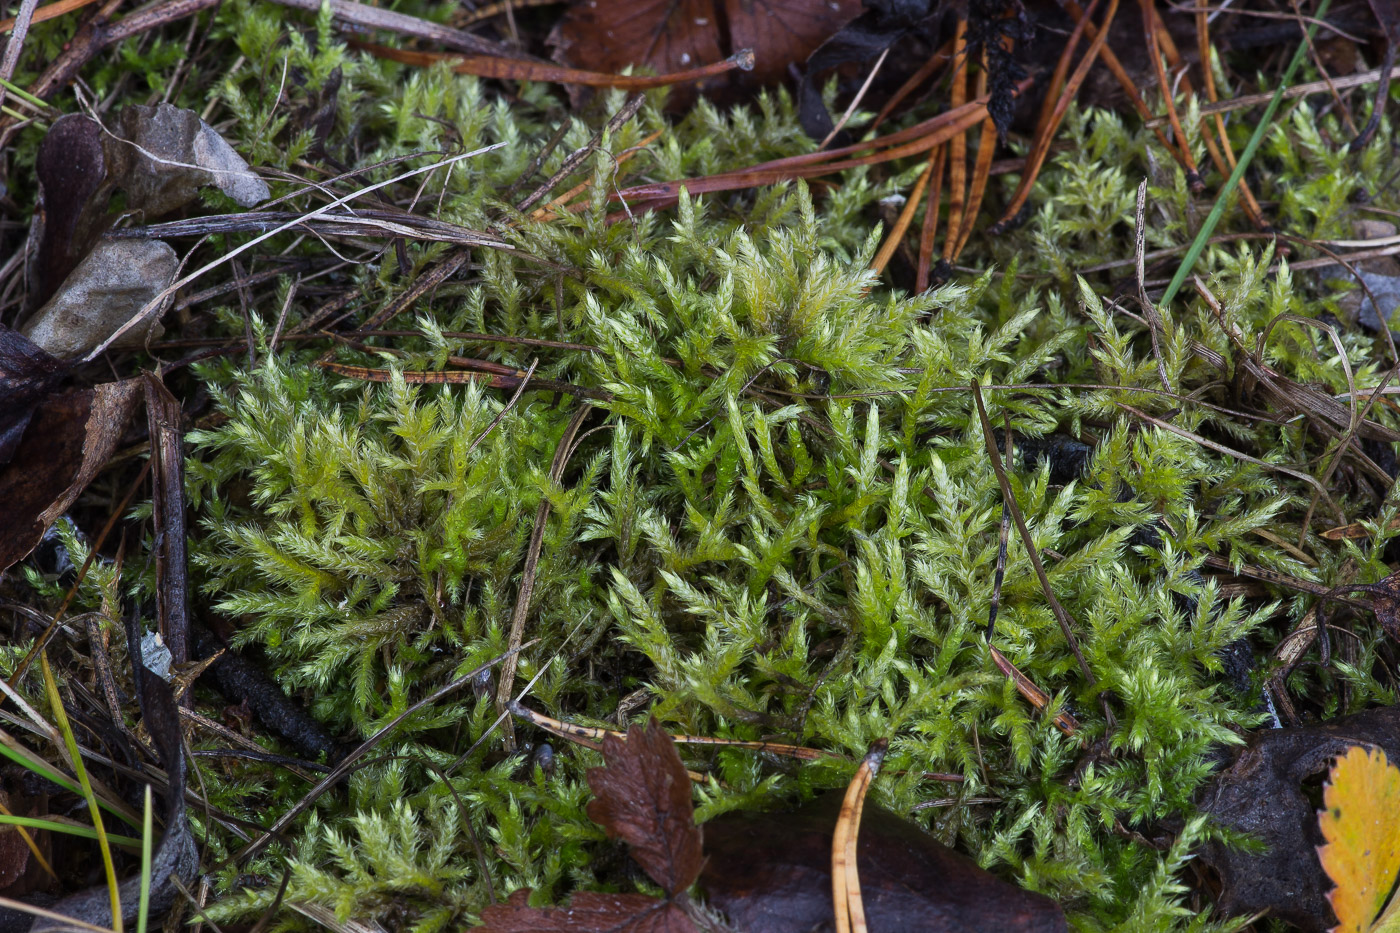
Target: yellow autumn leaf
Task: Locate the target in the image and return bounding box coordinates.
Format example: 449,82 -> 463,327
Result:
1318,745 -> 1400,933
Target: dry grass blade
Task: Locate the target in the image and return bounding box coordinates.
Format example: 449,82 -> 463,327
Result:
1135,180 -> 1173,394
507,702 -> 839,760
85,144 -> 507,361
989,647 -> 1081,736
832,739 -> 887,933
517,94 -> 644,213
496,404 -> 592,750
1146,64 -> 1400,127
1119,402 -> 1345,524
528,128 -> 664,222
970,383 -> 1097,687
952,44 -> 1004,259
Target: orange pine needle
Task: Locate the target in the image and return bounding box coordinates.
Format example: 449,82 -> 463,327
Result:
832,740 -> 888,933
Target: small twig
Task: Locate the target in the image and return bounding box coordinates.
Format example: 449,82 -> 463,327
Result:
232,640 -> 537,864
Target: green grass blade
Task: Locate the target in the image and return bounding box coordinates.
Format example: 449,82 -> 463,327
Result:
41,653 -> 123,933
136,785 -> 154,933
1158,0 -> 1335,307
0,813 -> 141,848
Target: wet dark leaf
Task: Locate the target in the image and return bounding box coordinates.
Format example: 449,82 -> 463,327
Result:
586,717 -> 703,897
32,114 -> 108,307
701,792 -> 1068,932
0,327 -> 68,465
0,372 -> 141,573
479,889 -> 698,933
797,0 -> 935,140
1198,706 -> 1400,932
550,0 -> 861,106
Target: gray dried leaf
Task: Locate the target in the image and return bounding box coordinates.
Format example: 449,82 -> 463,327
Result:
20,238 -> 177,359
108,103 -> 269,215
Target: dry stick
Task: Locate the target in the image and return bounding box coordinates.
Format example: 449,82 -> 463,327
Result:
988,647 -> 1081,736
942,21 -> 969,260
501,116 -> 572,201
872,41 -> 954,131
267,0 -> 516,55
87,145 -> 505,360
359,40 -> 755,89
529,127 -> 664,222
0,0 -> 40,110
1134,180 -> 1173,395
516,94 -> 644,213
1121,402 -> 1346,524
495,404 -> 592,750
234,640 -> 537,864
832,739 -> 887,933
914,144 -> 947,292
144,375 -> 191,693
1146,63 -> 1400,127
355,249 -> 467,333
970,383 -> 1096,688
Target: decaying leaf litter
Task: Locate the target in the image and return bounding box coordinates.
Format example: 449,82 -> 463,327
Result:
1,0 -> 1400,928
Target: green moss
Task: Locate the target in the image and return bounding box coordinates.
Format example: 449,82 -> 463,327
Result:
11,3 -> 1399,929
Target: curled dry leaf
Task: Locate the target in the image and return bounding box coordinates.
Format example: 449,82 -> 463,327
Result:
20,238 -> 177,359
1198,705 -> 1400,932
549,0 -> 861,106
586,717 -> 704,897
1317,745 -> 1400,933
702,792 -> 1068,932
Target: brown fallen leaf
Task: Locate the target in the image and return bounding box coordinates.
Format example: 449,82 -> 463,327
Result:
586,717 -> 704,896
1198,705 -> 1400,932
480,718 -> 702,932
702,792 -> 1068,932
549,0 -> 861,106
480,889 -> 697,933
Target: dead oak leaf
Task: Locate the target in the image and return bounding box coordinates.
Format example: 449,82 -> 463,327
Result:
586,717 -> 702,897
550,0 -> 862,104
479,890 -> 698,933
1318,745 -> 1400,933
